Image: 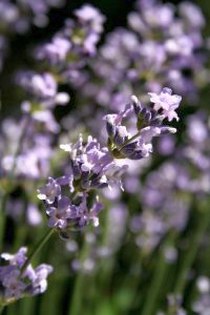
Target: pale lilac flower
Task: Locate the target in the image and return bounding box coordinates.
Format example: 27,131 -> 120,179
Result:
26,264 -> 53,295
148,87 -> 182,121
37,177 -> 61,204
105,93 -> 179,160
59,134 -> 128,190
2,269 -> 26,299
36,3 -> 105,75
143,2 -> 174,28
179,2 -> 205,29
27,204 -> 42,226
75,0 -> 205,114
17,71 -> 70,109
74,5 -> 105,33
0,248 -> 53,304
36,37 -> 71,65
1,247 -> 27,268
46,196 -> 71,229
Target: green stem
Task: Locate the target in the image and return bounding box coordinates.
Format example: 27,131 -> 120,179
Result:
69,272 -> 83,315
20,228 -> 55,275
68,237 -> 90,315
141,232 -> 176,315
174,205 -> 210,294
0,305 -> 5,314
0,193 -> 7,252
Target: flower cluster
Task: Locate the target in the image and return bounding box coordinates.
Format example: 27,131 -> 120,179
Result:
105,88 -> 181,160
0,111 -> 55,179
1,66 -> 70,180
37,88 -> 181,236
37,134 -> 128,234
0,247 -> 53,306
6,4 -> 105,182
77,0 -> 206,112
35,4 -> 105,86
2,0 -> 208,312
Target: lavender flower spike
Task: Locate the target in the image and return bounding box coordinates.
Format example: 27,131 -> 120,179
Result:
105,91 -> 181,160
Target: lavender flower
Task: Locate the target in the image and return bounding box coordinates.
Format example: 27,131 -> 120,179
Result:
0,247 -> 53,305
148,88 -> 182,121
59,134 -> 128,190
104,90 -> 180,160
17,71 -> 70,109
35,4 -> 105,77
36,36 -> 71,65
75,0 -> 206,113
46,196 -> 71,229
1,114 -> 55,179
38,89 -> 180,237
37,132 -> 127,234
37,177 -> 61,204
25,264 -> 54,295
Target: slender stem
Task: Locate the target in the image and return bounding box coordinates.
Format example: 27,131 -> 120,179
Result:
97,204 -> 114,289
0,193 -> 7,252
68,237 -> 90,315
69,272 -> 83,315
20,228 -> 55,275
141,231 -> 176,315
174,204 -> 210,294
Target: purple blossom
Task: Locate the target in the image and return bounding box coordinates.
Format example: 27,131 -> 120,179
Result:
1,247 -> 27,268
46,196 -> 71,229
25,264 -> 53,295
36,4 -> 105,75
17,71 -> 70,108
74,5 -> 105,33
104,92 -> 180,160
59,134 -> 127,190
37,177 -> 61,204
148,88 -> 182,121
0,248 -> 53,304
37,90 -> 181,236
2,269 -> 26,299
36,37 -> 71,65
45,192 -> 103,234
75,0 -> 206,113
179,2 -> 205,29
26,203 -> 42,226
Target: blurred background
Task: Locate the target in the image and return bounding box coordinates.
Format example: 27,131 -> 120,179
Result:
1,1 -> 210,315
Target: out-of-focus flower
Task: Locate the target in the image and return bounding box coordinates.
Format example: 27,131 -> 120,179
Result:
17,71 -> 70,109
